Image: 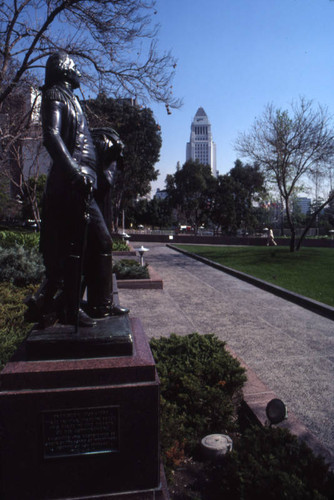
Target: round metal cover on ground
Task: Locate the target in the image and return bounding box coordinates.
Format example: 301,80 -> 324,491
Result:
201,434 -> 233,460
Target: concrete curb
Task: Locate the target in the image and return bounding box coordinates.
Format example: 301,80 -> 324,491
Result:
113,250 -> 137,257
167,244 -> 334,321
227,345 -> 334,469
116,266 -> 163,290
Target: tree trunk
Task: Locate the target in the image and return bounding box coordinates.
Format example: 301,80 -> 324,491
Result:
296,193 -> 334,250
285,199 -> 296,252
289,230 -> 296,252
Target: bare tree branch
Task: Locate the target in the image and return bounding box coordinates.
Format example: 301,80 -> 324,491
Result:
235,97 -> 334,251
0,0 -> 181,107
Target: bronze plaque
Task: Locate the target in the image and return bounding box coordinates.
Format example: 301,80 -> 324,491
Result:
43,406 -> 119,458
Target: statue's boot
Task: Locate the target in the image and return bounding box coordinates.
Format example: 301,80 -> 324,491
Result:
86,253 -> 129,318
109,303 -> 130,316
24,278 -> 62,327
62,255 -> 96,327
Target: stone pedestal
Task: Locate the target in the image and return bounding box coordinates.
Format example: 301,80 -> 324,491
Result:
0,318 -> 167,500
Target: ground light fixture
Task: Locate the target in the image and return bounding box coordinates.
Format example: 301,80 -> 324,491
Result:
201,434 -> 233,461
119,232 -> 130,241
135,246 -> 149,266
266,398 -> 288,426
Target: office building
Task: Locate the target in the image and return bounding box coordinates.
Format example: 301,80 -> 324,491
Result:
186,107 -> 217,176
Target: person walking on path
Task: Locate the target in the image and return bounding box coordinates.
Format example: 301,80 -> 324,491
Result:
267,228 -> 277,246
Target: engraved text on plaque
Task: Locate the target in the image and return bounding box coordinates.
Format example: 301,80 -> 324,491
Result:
43,406 -> 119,458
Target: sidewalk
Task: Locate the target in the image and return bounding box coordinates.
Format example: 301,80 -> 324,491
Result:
118,242 -> 334,467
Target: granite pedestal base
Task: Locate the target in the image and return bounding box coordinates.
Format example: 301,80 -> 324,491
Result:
25,313 -> 133,359
0,318 -> 167,500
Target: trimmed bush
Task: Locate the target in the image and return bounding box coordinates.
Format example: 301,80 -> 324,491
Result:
0,230 -> 40,250
0,283 -> 36,369
192,426 -> 334,500
150,334 -> 334,499
112,239 -> 131,251
0,245 -> 45,286
113,259 -> 149,279
150,333 -> 246,471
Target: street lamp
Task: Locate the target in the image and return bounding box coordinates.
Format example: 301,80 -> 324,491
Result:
119,232 -> 130,242
136,246 -> 149,266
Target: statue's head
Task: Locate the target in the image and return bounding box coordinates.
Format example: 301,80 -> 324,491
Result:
45,51 -> 81,89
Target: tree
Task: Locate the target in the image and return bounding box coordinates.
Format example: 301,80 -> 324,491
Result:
236,97 -> 334,251
323,191 -> 334,229
210,160 -> 266,235
85,95 -> 161,229
0,1 -> 180,226
229,160 -> 266,231
21,174 -> 47,224
0,81 -> 48,227
126,196 -> 173,229
210,174 -> 237,234
166,160 -> 217,234
0,0 -> 180,109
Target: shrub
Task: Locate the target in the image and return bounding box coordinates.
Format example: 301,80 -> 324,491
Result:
0,245 -> 45,286
0,230 -> 40,250
0,283 -> 36,369
151,334 -> 334,499
113,259 -> 149,279
150,333 -> 246,471
112,239 -> 131,251
195,426 -> 334,500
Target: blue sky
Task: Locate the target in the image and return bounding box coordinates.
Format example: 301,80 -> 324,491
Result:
148,0 -> 334,194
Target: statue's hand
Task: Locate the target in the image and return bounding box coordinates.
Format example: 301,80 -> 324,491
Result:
71,171 -> 94,196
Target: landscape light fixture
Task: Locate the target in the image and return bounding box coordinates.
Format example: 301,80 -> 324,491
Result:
266,398 -> 287,426
119,232 -> 130,241
201,434 -> 233,461
136,246 -> 149,266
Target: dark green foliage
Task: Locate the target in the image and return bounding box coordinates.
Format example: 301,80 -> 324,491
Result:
166,159 -> 266,235
0,283 -> 35,369
166,161 -> 217,233
85,96 -> 161,229
211,160 -> 266,235
0,230 -> 40,250
0,245 -> 45,286
193,426 -> 334,500
150,334 -> 246,469
112,259 -> 149,279
112,239 -> 131,251
150,334 -> 334,498
126,197 -> 174,230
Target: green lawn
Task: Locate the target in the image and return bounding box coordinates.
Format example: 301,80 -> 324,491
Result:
175,245 -> 334,307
